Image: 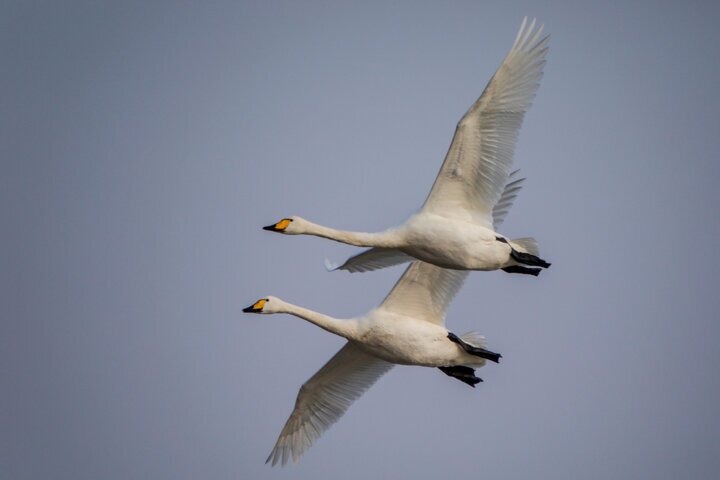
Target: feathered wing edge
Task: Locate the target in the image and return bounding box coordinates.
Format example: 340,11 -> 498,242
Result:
266,343 -> 393,466
326,248 -> 413,273
492,169 -> 524,228
422,18 -> 549,225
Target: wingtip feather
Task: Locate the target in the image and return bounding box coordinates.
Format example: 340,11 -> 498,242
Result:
324,258 -> 340,272
511,17 -> 528,51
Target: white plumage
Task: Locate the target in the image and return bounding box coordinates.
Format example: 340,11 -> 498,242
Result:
265,343 -> 392,466
423,18 -> 548,226
264,18 -> 551,275
247,261 -> 491,466
250,17 -> 553,467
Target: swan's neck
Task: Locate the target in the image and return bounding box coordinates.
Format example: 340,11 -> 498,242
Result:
301,220 -> 396,248
280,303 -> 359,340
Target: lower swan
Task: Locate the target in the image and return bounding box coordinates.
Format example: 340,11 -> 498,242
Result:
244,260 -> 500,466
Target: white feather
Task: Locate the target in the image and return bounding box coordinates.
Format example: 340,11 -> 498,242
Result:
332,247 -> 413,273
423,17 -> 549,227
268,19 -> 550,273
379,261 -> 468,326
266,343 -> 392,466
258,260 -> 492,465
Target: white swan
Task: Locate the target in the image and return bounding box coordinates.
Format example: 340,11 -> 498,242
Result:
244,261 -> 500,466
264,18 -> 551,276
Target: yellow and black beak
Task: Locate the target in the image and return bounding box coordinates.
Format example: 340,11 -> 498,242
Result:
263,218 -> 292,232
243,298 -> 267,313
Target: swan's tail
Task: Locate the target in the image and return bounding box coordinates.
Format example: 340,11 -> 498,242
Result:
455,332 -> 501,364
503,237 -> 550,275
459,331 -> 487,349
509,237 -> 539,256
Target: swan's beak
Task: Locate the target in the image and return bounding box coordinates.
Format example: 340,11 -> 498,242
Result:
243,299 -> 267,313
263,218 -> 292,232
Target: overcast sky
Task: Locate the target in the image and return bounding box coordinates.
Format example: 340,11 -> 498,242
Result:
3,1 -> 720,479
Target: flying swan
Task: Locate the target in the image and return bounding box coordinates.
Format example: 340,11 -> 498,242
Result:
249,158 -> 529,465
263,18 -> 551,276
244,260 -> 498,466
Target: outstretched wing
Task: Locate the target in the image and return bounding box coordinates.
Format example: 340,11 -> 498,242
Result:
422,18 -> 549,228
327,248 -> 413,273
266,343 -> 392,466
379,261 -> 468,325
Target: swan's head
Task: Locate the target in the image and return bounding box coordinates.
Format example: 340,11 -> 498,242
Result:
262,216 -> 305,234
242,295 -> 283,314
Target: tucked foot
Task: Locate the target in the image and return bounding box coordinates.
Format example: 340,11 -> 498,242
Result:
447,332 -> 502,363
509,249 -> 551,269
438,366 -> 482,388
502,265 -> 542,276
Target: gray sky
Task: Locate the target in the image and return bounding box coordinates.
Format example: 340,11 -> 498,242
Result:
3,1 -> 720,479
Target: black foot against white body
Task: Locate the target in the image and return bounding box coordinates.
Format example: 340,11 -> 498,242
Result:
438,366 -> 482,387
509,249 -> 551,268
447,332 -> 502,363
495,236 -> 552,270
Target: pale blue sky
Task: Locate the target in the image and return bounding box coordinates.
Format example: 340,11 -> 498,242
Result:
3,1 -> 720,479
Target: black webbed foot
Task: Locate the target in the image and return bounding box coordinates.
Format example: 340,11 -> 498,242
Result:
438,366 -> 482,387
509,249 -> 551,269
448,332 -> 502,363
496,237 -> 551,269
502,265 -> 542,276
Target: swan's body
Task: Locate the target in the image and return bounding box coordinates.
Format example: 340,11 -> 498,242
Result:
299,211 -> 514,270
264,18 -> 551,275
402,213 -> 509,270
245,261 -> 497,466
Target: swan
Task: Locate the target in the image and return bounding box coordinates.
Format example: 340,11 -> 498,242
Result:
263,18 -> 551,276
244,261 -> 500,466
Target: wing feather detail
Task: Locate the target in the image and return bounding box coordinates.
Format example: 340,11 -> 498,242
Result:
266,343 -> 392,466
329,248 -> 413,273
492,169 -> 525,228
423,18 -> 549,227
379,261 -> 468,325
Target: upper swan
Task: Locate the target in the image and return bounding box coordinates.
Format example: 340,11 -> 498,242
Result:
263,18 -> 551,276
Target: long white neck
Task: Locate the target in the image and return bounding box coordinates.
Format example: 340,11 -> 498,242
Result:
299,219 -> 396,248
278,301 -> 359,340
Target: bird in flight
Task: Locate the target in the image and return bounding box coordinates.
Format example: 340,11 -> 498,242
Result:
263,18 -> 551,277
248,139 -> 539,465
244,260 -> 498,466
